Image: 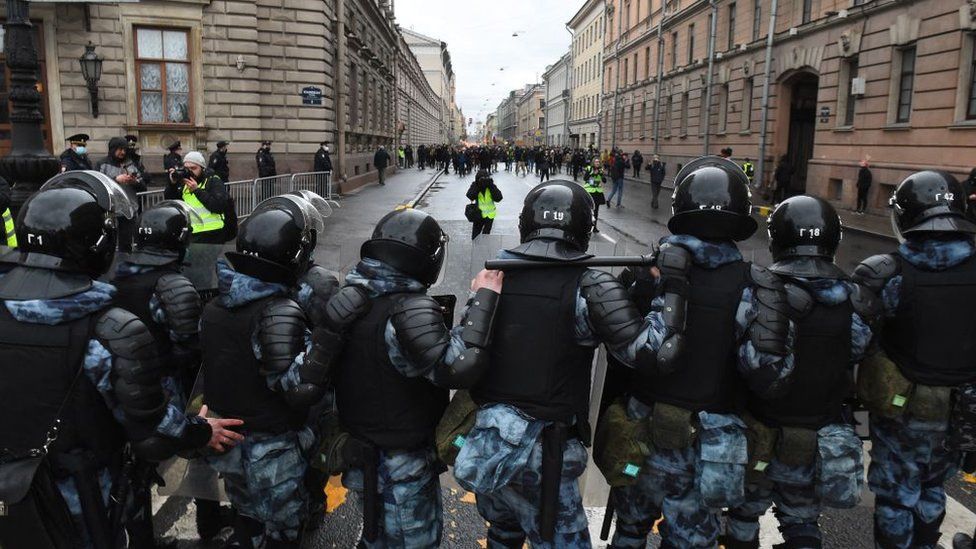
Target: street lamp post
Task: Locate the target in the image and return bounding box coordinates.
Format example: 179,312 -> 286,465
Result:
0,0 -> 61,214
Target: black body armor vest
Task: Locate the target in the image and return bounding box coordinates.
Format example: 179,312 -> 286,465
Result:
635,260 -> 751,413
334,293 -> 449,450
112,269 -> 174,359
473,266 -> 596,427
883,254 -> 976,386
751,294 -> 853,429
0,304 -> 124,467
201,297 -> 305,434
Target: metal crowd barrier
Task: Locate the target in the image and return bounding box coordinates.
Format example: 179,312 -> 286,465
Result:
138,171 -> 336,219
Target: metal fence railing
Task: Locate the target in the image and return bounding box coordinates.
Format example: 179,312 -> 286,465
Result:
137,171 -> 336,220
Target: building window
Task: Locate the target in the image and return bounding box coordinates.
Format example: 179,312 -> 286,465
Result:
624,0 -> 631,30
896,46 -> 916,123
680,92 -> 689,135
646,46 -> 651,79
718,84 -> 729,133
742,77 -> 753,131
641,100 -> 647,137
753,0 -> 761,42
688,24 -> 695,65
671,31 -> 678,69
665,95 -> 673,136
802,0 -> 812,24
967,37 -> 976,120
727,2 -> 736,50
839,56 -> 859,126
623,61 -> 628,87
136,27 -> 191,124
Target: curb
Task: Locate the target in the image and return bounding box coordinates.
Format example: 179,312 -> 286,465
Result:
405,169 -> 445,209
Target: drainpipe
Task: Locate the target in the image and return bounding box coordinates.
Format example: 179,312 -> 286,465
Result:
652,3 -> 665,155
610,0 -> 622,152
702,0 -> 718,154
756,0 -> 779,191
336,0 -> 347,184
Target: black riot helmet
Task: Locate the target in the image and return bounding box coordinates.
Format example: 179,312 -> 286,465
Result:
889,170 -> 976,239
361,208 -> 448,286
514,180 -> 594,260
131,200 -> 201,266
225,194 -> 325,285
767,195 -> 847,279
668,156 -> 757,241
0,171 -> 136,299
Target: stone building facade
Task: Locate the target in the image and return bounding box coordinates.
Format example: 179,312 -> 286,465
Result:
600,0 -> 976,214
568,0 -> 606,148
498,90 -> 518,142
2,0 -> 452,192
516,84 -> 545,145
543,52 -> 572,146
401,28 -> 461,144
485,112 -> 497,143
395,30 -> 441,148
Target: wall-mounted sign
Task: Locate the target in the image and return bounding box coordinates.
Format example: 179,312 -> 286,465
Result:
302,86 -> 323,106
819,105 -> 830,124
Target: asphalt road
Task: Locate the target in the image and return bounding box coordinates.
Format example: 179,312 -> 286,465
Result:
153,166 -> 976,548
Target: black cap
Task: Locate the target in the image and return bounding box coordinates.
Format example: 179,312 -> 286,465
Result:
767,195 -> 847,279
890,170 -> 976,237
668,156 -> 757,241
125,134 -> 139,146
216,140 -> 229,148
262,140 -> 272,146
67,133 -> 90,144
168,140 -> 182,151
361,209 -> 447,286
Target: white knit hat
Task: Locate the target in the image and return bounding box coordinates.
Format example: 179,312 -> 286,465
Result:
184,151 -> 206,168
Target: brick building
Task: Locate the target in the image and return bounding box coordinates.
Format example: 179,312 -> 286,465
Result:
600,0 -> 976,214
0,0 -> 448,192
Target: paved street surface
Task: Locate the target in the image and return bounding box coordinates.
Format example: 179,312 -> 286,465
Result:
153,167 -> 976,548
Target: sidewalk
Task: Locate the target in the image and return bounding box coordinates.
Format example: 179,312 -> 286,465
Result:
622,174 -> 896,241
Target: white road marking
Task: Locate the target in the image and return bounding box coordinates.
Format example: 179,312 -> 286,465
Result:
597,232 -> 617,244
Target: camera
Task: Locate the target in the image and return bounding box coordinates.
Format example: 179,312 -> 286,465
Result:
171,166 -> 193,185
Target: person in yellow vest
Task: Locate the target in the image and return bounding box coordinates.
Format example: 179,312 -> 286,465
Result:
0,176 -> 14,248
466,169 -> 502,239
164,151 -> 228,244
583,161 -> 607,233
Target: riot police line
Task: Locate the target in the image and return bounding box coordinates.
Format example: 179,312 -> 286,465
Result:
0,157 -> 975,549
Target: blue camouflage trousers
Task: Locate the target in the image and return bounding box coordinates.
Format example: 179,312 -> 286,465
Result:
342,447 -> 442,549
473,440 -> 591,549
727,462 -> 821,546
205,429 -> 314,545
869,414 -> 958,549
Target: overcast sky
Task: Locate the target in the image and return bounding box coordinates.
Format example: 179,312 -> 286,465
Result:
395,0 -> 580,132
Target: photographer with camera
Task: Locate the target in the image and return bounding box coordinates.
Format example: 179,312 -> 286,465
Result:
99,136 -> 148,251
164,151 -> 230,244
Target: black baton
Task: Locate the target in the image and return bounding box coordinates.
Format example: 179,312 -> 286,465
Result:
600,494 -> 615,541
539,422 -> 568,542
485,254 -> 656,271
362,444 -> 380,543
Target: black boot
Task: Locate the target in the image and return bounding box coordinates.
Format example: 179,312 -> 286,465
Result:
913,511 -> 946,548
719,534 -> 760,549
195,499 -> 224,543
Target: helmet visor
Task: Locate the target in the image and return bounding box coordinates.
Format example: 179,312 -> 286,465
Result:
286,189 -> 333,220
251,194 -> 325,236
39,170 -> 137,220
428,229 -> 451,289
150,199 -> 204,227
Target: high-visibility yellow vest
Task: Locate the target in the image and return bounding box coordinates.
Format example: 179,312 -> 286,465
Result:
742,162 -> 755,178
2,208 -> 15,247
182,178 -> 225,234
583,171 -> 603,194
478,189 -> 496,219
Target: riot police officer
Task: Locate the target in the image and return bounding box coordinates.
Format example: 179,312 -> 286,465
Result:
326,208 -> 502,548
607,156 -> 794,549
724,196 -> 880,549
201,194 -> 340,549
453,180 -> 666,548
0,171 -> 239,549
853,170 -> 976,549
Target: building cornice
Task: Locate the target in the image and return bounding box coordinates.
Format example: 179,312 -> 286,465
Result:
568,0 -> 604,29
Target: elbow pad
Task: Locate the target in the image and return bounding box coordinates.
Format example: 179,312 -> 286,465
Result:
653,244 -> 693,374
256,298 -> 308,378
324,285 -> 371,333
852,254 -> 899,295
156,274 -> 202,339
391,295 -> 451,370
285,327 -> 344,409
98,308 -> 167,425
850,282 -> 883,333
580,269 -> 642,347
748,265 -> 791,356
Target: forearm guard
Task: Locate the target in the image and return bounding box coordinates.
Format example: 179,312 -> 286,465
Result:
130,419 -> 211,462
653,244 -> 692,374
748,265 -> 791,356
155,273 -> 202,339
299,265 -> 341,328
98,308 -> 167,434
579,269 -> 643,347
447,289 -> 500,388
286,327 -> 343,410
852,254 -> 899,295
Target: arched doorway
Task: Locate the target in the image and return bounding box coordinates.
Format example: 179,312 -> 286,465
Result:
775,71 -> 820,196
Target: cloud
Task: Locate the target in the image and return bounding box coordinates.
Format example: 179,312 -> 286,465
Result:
395,0 -> 579,130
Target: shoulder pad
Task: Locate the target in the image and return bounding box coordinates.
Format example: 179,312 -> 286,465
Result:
300,265 -> 340,297
850,282 -> 883,324
391,295 -> 450,368
580,268 -> 643,346
324,285 -> 371,331
257,298 -> 307,375
155,273 -> 201,338
95,307 -> 158,360
852,254 -> 900,294
580,268 -> 619,289
783,282 -> 814,320
656,243 -> 693,275
749,264 -> 786,292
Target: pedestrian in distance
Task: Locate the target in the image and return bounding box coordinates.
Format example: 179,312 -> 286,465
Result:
741,157 -> 756,188
374,145 -> 391,186
164,140 -> 184,173
606,151 -> 627,208
98,136 -> 147,252
209,140 -> 231,183
856,159 -> 872,214
774,155 -> 794,204
467,169 -> 503,239
632,150 -> 644,178
538,152 -> 551,182
165,151 -> 231,244
649,154 -> 666,210
0,175 -> 13,248
582,161 -> 606,232
256,140 -> 277,200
